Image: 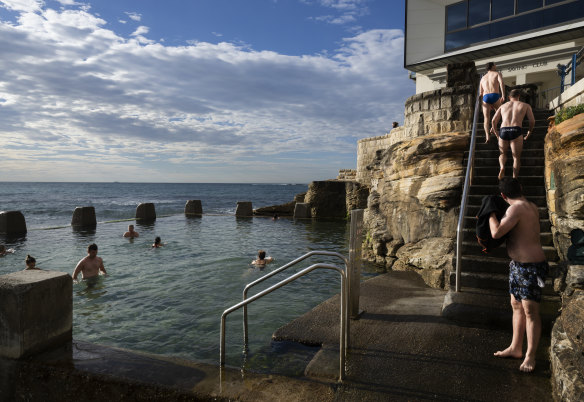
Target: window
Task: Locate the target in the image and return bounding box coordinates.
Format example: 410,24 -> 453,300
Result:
469,0 -> 491,26
491,0 -> 514,20
517,0 -> 544,13
447,1 -> 467,32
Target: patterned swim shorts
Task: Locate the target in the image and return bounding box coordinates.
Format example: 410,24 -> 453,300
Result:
509,260 -> 549,303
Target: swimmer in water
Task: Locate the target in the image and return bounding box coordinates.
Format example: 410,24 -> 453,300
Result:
251,250 -> 274,266
73,243 -> 107,282
0,245 -> 15,256
123,224 -> 139,238
24,254 -> 41,270
152,236 -> 164,248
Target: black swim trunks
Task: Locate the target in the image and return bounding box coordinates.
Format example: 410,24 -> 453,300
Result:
509,260 -> 549,302
499,126 -> 522,141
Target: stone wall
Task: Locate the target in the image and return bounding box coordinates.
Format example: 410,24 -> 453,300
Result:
550,78 -> 584,111
305,181 -> 368,218
545,112 -> 584,401
359,85 -> 475,289
337,169 -> 356,181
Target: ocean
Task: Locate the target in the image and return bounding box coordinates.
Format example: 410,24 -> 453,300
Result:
0,182 -> 378,373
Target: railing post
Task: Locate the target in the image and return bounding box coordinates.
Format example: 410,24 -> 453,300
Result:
348,209 -> 364,319
572,53 -> 577,86
558,64 -> 566,93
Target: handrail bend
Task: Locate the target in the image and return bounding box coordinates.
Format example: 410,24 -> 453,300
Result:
243,250 -> 348,345
455,80 -> 483,292
220,263 -> 347,381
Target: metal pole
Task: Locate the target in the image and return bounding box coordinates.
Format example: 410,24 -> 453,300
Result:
348,209 -> 364,318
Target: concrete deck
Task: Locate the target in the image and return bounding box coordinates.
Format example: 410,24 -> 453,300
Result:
0,271 -> 553,401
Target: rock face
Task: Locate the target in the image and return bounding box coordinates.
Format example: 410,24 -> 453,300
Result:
235,202 -> 253,217
304,181 -> 368,218
136,203 -> 156,221
545,113 -> 584,259
185,200 -> 202,216
358,84 -> 474,288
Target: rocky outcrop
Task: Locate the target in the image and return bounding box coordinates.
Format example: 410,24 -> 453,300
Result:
358,84 -> 474,288
305,181 -> 368,218
545,113 -> 584,259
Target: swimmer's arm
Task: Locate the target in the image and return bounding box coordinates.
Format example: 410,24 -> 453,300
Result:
72,261 -> 83,281
266,257 -> 274,263
99,258 -> 107,276
498,72 -> 505,100
525,106 -> 535,140
489,207 -> 519,239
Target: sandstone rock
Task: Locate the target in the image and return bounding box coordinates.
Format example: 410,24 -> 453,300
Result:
294,192 -> 306,203
293,203 -> 311,219
447,62 -> 478,89
254,201 -> 296,216
304,181 -> 347,218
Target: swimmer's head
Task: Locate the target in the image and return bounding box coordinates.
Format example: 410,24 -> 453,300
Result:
486,61 -> 496,71
155,236 -> 161,244
88,243 -> 98,252
257,250 -> 266,260
509,89 -> 522,100
128,224 -> 134,231
499,177 -> 523,199
25,254 -> 36,264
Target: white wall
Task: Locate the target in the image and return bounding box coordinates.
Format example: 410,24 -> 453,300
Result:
405,0 -> 449,67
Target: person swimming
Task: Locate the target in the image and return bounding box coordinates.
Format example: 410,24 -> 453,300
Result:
152,236 -> 164,248
24,255 -> 41,270
251,250 -> 274,265
0,244 -> 15,256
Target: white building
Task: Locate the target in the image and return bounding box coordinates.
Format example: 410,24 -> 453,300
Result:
405,0 -> 584,104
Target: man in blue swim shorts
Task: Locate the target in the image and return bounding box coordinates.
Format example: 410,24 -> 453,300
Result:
489,178 -> 547,373
479,62 -> 505,143
491,89 -> 535,180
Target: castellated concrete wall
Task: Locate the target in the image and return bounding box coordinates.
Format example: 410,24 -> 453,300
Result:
357,86 -> 474,185
0,270 -> 72,359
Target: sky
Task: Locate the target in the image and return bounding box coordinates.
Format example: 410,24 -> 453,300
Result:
0,0 -> 414,183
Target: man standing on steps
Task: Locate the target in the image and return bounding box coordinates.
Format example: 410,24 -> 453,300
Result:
480,62 -> 505,143
491,89 -> 535,180
489,178 -> 548,373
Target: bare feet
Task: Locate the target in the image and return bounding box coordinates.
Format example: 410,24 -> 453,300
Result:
520,355 -> 536,372
494,346 -> 522,359
498,169 -> 505,181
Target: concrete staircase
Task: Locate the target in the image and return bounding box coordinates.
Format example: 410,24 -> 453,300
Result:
442,108 -> 561,329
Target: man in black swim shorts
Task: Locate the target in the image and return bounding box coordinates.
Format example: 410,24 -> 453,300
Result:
491,89 -> 535,180
489,178 -> 547,373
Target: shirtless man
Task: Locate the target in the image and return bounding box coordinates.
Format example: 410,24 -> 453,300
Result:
480,62 -> 505,143
251,250 -> 274,266
123,224 -> 139,238
73,243 -> 107,281
491,89 -> 535,180
489,178 -> 548,373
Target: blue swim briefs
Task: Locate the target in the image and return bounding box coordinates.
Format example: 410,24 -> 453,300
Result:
509,260 -> 549,302
499,126 -> 522,141
483,93 -> 501,104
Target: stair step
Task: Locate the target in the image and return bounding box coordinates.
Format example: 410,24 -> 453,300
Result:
469,185 -> 546,196
461,241 -> 559,261
468,194 -> 547,207
469,166 -> 544,176
441,287 -> 560,330
463,215 -> 551,231
472,157 -> 544,167
461,228 -> 553,246
470,175 -> 544,186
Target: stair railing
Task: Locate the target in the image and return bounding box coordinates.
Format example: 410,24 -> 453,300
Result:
455,80 -> 483,292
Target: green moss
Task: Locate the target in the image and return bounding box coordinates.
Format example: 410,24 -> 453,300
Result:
555,104 -> 584,125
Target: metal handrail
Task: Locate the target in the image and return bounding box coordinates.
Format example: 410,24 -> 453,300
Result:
455,80 -> 483,292
220,263 -> 347,381
243,250 -> 348,346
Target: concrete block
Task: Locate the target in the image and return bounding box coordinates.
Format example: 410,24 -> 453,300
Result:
71,206 -> 96,227
235,202 -> 253,217
185,200 -> 203,216
136,203 -> 156,221
0,271 -> 72,359
294,203 -> 312,219
0,211 -> 27,235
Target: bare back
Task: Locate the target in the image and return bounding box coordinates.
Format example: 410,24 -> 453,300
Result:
498,100 -> 534,128
480,71 -> 504,96
504,200 -> 546,263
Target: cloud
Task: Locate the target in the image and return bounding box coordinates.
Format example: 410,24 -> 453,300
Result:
307,0 -> 369,26
124,11 -> 141,22
0,2 -> 413,182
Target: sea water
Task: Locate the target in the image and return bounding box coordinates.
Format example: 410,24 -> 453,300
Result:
0,182 -> 378,373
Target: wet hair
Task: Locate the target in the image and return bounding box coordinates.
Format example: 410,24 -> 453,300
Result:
486,62 -> 496,71
25,255 -> 36,264
155,236 -> 161,244
88,243 -> 98,252
509,89 -> 522,99
258,250 -> 266,260
499,178 -> 523,199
